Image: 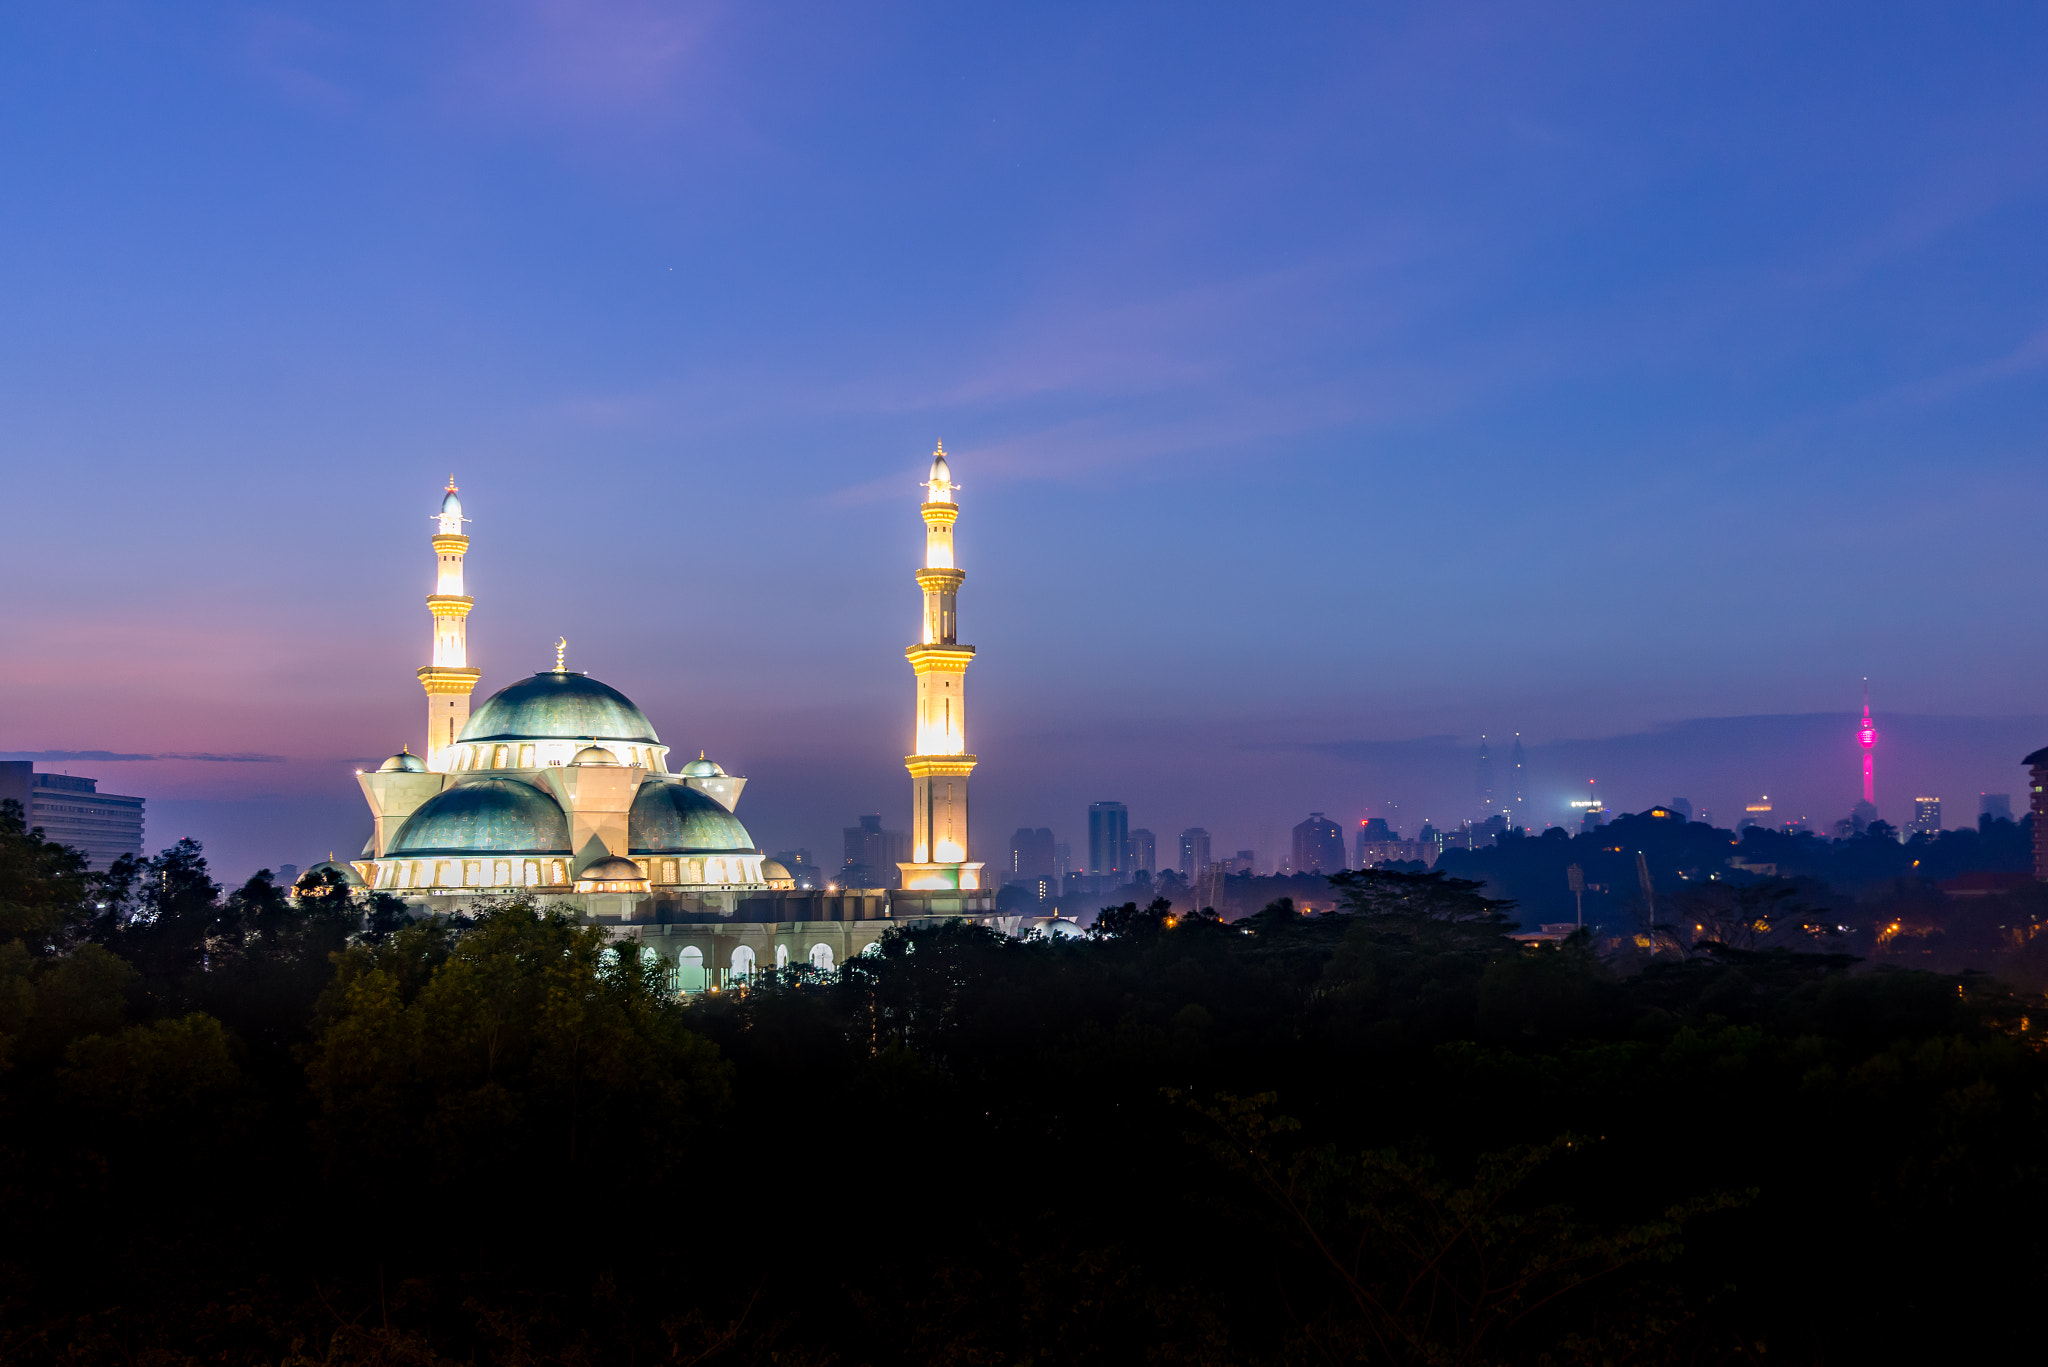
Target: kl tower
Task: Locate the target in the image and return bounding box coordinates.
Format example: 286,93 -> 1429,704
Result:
1856,679 -> 1878,822
897,443 -> 987,900
417,478 -> 483,769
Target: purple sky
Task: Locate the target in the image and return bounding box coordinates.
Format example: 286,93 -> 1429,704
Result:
5,2 -> 2048,881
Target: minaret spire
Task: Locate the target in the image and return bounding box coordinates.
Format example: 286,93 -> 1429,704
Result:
417,478 -> 482,769
899,442 -> 984,892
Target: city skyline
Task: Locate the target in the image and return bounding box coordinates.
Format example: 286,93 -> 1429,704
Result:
6,5 -> 2048,879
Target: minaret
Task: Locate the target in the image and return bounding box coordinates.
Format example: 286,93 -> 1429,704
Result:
898,443 -> 984,891
416,478 -> 482,770
1857,679 -> 1877,810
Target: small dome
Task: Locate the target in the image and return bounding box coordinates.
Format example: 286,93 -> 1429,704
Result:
572,745 -> 619,766
440,486 -> 462,517
377,748 -> 428,773
303,859 -> 366,889
679,751 -> 725,778
761,858 -> 792,881
388,778 -> 571,856
579,856 -> 645,881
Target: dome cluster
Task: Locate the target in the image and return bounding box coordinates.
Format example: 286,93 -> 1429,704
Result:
367,670 -> 762,896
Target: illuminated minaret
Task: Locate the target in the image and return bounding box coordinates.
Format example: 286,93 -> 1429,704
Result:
1857,679 -> 1877,809
898,443 -> 985,891
417,478 -> 482,770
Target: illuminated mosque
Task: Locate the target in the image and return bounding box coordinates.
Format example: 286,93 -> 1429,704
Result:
332,449 -> 995,987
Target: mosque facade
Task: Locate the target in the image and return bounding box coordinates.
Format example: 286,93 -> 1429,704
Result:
333,453 -> 996,989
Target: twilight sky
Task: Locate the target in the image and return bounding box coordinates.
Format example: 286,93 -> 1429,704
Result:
5,2 -> 2048,882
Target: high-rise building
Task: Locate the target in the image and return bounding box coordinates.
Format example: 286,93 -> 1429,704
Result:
1088,802 -> 1128,878
1477,736 -> 1494,811
1008,827 -> 1056,882
2024,749 -> 2048,881
1292,812 -> 1345,874
1178,827 -> 1211,880
0,763 -> 145,870
843,815 -> 910,887
1669,798 -> 1693,823
1355,817 -> 1395,866
899,444 -> 984,892
1909,797 -> 1941,839
1229,849 -> 1255,875
1981,793 -> 2014,823
1739,796 -> 1772,831
1053,842 -> 1072,880
1127,828 -> 1156,876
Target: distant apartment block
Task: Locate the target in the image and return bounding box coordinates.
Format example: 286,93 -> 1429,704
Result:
1087,802 -> 1128,878
1909,797 -> 1941,839
1178,827 -> 1211,880
842,815 -> 910,887
0,762 -> 145,870
1291,812 -> 1346,875
1981,793 -> 2014,823
1127,828 -> 1156,876
1008,827 -> 1056,883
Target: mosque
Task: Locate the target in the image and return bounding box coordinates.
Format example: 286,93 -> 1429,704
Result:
326,448 -> 997,988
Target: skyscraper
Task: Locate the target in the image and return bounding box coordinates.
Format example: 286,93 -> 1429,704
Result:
1291,813 -> 1345,874
899,444 -> 983,892
1178,828 -> 1211,880
2025,749 -> 2048,882
1476,735 -> 1494,811
1008,827 -> 1056,882
1910,797 -> 1941,839
1088,802 -> 1128,878
1128,829 -> 1156,876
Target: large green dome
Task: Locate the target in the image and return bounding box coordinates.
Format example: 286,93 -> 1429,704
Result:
388,778 -> 572,856
457,672 -> 660,745
629,781 -> 757,854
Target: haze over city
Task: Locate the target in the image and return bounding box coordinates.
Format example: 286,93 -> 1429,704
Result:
6,2 -> 2048,878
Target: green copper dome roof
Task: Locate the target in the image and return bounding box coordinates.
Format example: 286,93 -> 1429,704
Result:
457,672 -> 660,745
387,778 -> 572,856
628,781 -> 758,855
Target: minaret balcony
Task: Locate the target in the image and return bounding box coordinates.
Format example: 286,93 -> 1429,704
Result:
426,595 -> 475,616
904,644 -> 975,674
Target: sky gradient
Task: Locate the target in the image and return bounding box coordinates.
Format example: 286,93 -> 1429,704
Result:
5,2 -> 2048,881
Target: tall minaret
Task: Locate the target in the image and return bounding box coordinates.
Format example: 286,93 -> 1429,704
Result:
416,478 -> 482,770
899,443 -> 984,891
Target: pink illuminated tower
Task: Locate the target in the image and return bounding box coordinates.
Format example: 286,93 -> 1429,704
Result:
1857,680 -> 1877,809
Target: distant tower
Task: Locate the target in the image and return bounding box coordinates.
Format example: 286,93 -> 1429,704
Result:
417,478 -> 482,770
1510,733 -> 1526,821
898,444 -> 984,891
1857,680 -> 1877,809
1477,735 -> 1494,812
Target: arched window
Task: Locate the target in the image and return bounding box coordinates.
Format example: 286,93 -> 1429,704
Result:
524,861 -> 539,886
662,860 -> 677,883
678,946 -> 706,994
493,745 -> 508,769
775,944 -> 789,970
464,860 -> 481,885
550,860 -> 565,884
810,943 -> 835,972
731,945 -> 757,983
519,744 -> 535,767
439,860 -> 458,886
493,860 -> 510,886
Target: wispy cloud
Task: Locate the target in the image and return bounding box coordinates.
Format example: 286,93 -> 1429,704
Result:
0,750 -> 285,763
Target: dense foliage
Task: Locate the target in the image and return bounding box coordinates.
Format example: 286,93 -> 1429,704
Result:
3,802 -> 2045,1364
